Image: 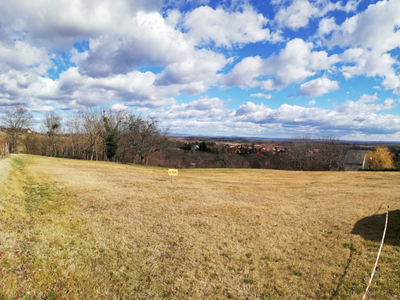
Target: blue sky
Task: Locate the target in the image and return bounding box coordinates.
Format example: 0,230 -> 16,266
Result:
1,0 -> 400,141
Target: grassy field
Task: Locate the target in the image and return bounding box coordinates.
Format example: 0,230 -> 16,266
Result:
0,155 -> 399,299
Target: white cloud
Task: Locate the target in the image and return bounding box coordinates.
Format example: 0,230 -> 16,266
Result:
0,0 -> 167,48
155,49 -> 230,94
110,103 -> 128,112
340,48 -> 400,90
328,0 -> 400,53
150,95 -> 234,120
233,101 -> 400,135
73,11 -> 195,77
373,86 -> 381,90
274,0 -> 359,30
307,99 -> 316,107
222,38 -> 340,90
221,56 -> 264,89
275,0 -> 319,30
317,17 -> 338,36
0,41 -> 52,75
299,76 -> 339,97
0,67 -> 178,110
183,5 -> 283,48
250,93 -> 272,99
339,93 -> 395,114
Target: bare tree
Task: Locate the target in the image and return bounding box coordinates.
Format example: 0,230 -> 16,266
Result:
77,108 -> 103,161
123,115 -> 169,165
1,104 -> 33,153
66,116 -> 81,157
290,135 -> 313,170
42,111 -> 62,156
316,137 -> 346,170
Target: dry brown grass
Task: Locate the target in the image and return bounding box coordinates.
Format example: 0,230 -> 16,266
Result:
0,155 -> 399,299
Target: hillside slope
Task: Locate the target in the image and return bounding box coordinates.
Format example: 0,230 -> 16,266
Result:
0,155 -> 399,299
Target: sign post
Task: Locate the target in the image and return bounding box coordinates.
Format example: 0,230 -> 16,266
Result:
168,169 -> 178,183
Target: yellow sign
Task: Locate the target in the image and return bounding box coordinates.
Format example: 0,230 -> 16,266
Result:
168,169 -> 178,176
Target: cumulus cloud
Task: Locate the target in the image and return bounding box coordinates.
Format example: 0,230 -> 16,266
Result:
0,0 -> 167,48
72,11 -> 195,77
299,76 -> 339,97
0,67 -> 178,110
339,93 -> 395,114
0,41 -> 52,75
274,0 -> 359,30
250,93 -> 272,99
155,49 -> 230,93
110,103 -> 128,112
1,0 -> 400,140
327,0 -> 400,53
183,5 -> 283,48
340,48 -> 400,90
151,95 -> 234,120
317,17 -> 338,36
233,101 -> 400,135
221,56 -> 264,89
222,38 -> 340,90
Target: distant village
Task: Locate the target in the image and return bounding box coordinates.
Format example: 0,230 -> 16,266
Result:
1,125 -> 399,171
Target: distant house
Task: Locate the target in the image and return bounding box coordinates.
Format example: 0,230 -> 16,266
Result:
344,150 -> 369,171
229,146 -> 240,154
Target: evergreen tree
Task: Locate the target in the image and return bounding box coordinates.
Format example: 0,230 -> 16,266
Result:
199,141 -> 208,152
102,115 -> 120,161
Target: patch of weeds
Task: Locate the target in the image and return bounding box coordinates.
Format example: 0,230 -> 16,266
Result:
245,252 -> 252,258
260,292 -> 272,300
220,252 -> 230,258
261,254 -> 271,260
287,264 -> 293,270
244,278 -> 253,284
11,157 -> 26,169
342,242 -> 356,251
46,291 -> 58,299
293,270 -> 302,276
23,182 -> 63,214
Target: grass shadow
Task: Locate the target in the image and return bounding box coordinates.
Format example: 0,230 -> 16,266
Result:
351,209 -> 400,246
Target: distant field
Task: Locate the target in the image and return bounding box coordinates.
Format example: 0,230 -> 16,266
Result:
0,155 -> 399,299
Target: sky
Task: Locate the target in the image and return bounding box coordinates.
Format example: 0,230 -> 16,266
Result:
0,0 -> 400,141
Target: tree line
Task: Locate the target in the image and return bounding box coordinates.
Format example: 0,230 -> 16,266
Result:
1,104 -> 168,165
1,104 -> 398,171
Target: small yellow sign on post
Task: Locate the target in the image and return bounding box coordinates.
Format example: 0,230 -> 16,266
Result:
168,169 -> 178,176
168,169 -> 178,183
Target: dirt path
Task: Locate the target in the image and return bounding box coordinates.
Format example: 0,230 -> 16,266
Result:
0,156 -> 11,185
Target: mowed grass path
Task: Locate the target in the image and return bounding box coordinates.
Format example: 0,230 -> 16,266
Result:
0,155 -> 399,299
